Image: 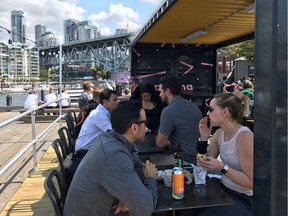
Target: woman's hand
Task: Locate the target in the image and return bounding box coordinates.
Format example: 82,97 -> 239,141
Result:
197,156 -> 223,172
198,116 -> 212,141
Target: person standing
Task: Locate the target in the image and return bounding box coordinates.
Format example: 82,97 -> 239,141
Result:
129,76 -> 141,101
64,100 -> 158,216
156,75 -> 202,165
78,81 -> 94,109
196,91 -> 253,216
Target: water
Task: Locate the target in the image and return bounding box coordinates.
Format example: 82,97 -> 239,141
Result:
0,92 -> 30,106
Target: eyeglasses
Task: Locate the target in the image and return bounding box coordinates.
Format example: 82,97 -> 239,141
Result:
131,118 -> 149,126
208,107 -> 214,113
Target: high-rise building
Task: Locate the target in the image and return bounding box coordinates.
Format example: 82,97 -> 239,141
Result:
11,10 -> 26,43
35,24 -> 46,42
64,19 -> 79,43
64,19 -> 100,43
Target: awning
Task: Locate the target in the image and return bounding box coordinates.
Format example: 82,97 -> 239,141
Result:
133,0 -> 255,46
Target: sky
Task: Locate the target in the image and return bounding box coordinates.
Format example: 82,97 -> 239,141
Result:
0,0 -> 163,44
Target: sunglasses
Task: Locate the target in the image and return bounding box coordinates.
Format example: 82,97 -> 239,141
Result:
129,82 -> 134,85
131,118 -> 149,126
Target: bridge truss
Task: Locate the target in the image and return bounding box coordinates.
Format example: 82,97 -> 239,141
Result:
39,33 -> 134,72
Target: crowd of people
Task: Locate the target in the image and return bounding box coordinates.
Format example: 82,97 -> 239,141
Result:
29,75 -> 253,216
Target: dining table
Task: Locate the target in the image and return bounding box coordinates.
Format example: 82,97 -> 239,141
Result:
134,133 -> 171,156
155,173 -> 234,215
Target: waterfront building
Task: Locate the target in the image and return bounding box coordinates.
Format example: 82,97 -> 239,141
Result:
11,10 -> 26,44
0,42 -> 39,80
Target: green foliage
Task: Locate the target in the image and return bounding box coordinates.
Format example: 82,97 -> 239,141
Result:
221,40 -> 254,62
39,67 -> 48,81
90,66 -> 111,80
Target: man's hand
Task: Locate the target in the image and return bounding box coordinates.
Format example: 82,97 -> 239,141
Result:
143,160 -> 158,179
113,201 -> 130,214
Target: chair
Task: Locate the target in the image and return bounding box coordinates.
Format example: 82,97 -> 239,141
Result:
57,126 -> 75,155
44,169 -> 66,216
52,139 -> 70,193
65,113 -> 76,140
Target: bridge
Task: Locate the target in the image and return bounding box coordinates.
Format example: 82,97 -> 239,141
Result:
39,32 -> 135,72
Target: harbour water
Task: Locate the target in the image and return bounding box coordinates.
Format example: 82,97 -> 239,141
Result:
0,92 -> 29,106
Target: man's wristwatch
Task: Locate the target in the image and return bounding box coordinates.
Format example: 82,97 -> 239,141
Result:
221,164 -> 229,175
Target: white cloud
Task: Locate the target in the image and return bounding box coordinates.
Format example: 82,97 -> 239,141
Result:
0,1 -> 160,44
0,0 -> 85,43
88,3 -> 141,35
140,0 -> 163,6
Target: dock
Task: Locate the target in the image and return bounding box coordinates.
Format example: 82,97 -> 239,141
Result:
0,111 -> 60,215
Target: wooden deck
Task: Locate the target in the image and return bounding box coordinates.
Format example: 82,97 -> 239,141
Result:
0,112 -> 61,215
0,147 -> 58,216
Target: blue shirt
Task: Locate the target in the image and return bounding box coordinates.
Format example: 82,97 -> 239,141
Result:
75,104 -> 111,151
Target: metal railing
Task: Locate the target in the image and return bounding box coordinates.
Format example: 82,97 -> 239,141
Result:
0,98 -> 64,177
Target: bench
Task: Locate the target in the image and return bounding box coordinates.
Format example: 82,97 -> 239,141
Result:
20,108 -> 80,123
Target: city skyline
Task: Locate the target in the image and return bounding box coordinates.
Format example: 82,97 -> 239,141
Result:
0,0 -> 162,44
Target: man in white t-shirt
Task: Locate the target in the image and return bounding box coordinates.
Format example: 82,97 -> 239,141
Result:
24,90 -> 43,109
45,88 -> 58,115
59,88 -> 70,108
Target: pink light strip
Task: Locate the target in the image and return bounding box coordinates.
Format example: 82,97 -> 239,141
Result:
201,62 -> 214,67
180,61 -> 194,76
138,71 -> 167,79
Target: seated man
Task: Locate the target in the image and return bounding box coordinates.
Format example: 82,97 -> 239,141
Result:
58,88 -> 70,108
74,88 -> 102,139
74,89 -> 118,156
45,88 -> 58,115
156,75 -> 203,165
64,101 -> 158,216
24,90 -> 43,110
78,81 -> 94,109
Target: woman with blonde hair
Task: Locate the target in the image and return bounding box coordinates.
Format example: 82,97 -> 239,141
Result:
196,91 -> 253,216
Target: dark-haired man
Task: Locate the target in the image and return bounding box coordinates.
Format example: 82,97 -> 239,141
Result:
64,100 -> 158,216
156,75 -> 202,164
75,89 -> 118,154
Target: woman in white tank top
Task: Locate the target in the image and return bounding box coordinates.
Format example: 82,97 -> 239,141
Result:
196,91 -> 253,216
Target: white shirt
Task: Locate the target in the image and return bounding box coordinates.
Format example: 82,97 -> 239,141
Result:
75,104 -> 111,151
45,93 -> 58,107
59,92 -> 70,107
24,94 -> 38,109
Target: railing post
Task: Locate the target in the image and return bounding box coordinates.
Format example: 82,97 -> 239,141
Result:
31,111 -> 38,172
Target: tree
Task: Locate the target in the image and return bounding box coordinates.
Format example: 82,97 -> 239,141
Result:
90,66 -> 111,80
39,67 -> 48,81
221,40 -> 255,62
